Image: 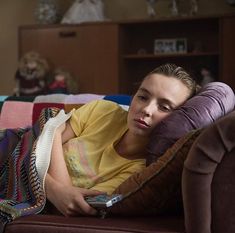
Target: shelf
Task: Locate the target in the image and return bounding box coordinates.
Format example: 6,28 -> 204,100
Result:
123,52 -> 219,59
19,15 -> 235,94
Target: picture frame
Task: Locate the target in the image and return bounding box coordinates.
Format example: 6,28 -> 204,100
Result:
154,38 -> 187,54
175,38 -> 187,53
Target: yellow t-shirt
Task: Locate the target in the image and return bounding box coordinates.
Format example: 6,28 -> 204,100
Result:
63,100 -> 146,195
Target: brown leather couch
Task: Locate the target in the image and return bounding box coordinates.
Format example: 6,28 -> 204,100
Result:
4,110 -> 235,233
5,215 -> 184,233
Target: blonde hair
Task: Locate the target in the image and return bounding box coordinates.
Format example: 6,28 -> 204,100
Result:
148,63 -> 200,97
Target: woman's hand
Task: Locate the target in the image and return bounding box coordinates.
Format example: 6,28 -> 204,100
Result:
45,174 -> 104,216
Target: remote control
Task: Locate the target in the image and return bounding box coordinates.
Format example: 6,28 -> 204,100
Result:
85,194 -> 123,208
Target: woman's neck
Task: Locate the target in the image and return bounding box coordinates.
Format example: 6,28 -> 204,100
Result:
115,130 -> 148,160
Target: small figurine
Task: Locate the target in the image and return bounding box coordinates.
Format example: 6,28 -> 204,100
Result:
170,0 -> 179,16
190,0 -> 198,15
48,68 -> 78,94
146,0 -> 157,18
167,0 -> 198,17
15,51 -> 49,96
200,67 -> 215,86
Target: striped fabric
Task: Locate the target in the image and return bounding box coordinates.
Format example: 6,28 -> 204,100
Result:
0,108 -> 62,231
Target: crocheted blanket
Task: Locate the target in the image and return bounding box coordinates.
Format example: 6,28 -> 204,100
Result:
0,108 -> 72,232
0,94 -> 130,129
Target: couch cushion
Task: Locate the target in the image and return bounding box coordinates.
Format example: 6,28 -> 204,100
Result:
5,214 -> 184,233
109,129 -> 201,216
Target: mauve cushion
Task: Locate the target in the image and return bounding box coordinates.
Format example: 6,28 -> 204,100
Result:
147,82 -> 235,164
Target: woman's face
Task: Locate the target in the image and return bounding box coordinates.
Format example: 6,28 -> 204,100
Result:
127,73 -> 191,137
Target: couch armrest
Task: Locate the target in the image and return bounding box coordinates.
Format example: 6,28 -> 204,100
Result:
182,111 -> 235,233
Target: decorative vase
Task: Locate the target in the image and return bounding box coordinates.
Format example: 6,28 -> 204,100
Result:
189,0 -> 198,15
146,0 -> 157,18
171,0 -> 179,16
35,0 -> 59,24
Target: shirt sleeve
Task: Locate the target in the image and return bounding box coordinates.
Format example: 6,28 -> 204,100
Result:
70,100 -> 123,136
69,100 -> 99,136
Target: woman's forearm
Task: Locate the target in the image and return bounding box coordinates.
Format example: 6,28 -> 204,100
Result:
45,173 -> 58,201
48,129 -> 72,185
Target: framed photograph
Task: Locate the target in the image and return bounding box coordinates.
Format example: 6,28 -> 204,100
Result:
154,39 -> 176,54
154,38 -> 187,54
175,38 -> 187,53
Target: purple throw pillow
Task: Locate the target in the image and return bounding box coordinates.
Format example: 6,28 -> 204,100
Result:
146,82 -> 235,165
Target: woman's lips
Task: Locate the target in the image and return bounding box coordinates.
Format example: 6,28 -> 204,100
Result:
134,119 -> 150,128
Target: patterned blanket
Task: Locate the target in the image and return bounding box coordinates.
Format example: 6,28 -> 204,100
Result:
0,94 -> 131,129
0,94 -> 131,232
0,108 -> 72,232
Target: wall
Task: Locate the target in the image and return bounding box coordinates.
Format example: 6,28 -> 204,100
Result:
0,0 -> 234,95
104,0 -> 235,20
0,0 -> 36,95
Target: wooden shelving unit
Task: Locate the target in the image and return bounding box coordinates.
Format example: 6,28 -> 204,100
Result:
123,52 -> 219,59
18,14 -> 235,94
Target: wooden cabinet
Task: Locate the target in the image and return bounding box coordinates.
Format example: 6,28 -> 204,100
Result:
18,14 -> 235,94
19,23 -> 120,94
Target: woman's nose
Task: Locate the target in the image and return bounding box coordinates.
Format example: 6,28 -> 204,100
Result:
142,103 -> 155,116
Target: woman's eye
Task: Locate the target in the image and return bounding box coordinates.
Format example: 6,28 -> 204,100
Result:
137,95 -> 148,101
158,105 -> 172,112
